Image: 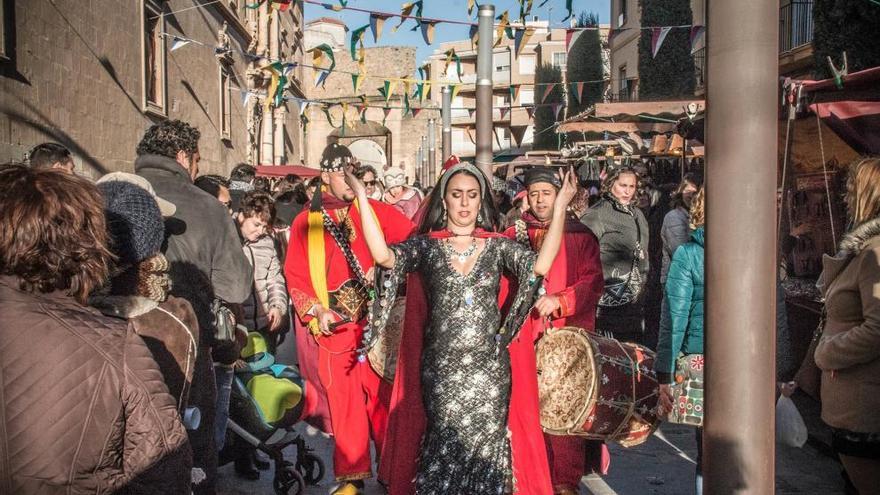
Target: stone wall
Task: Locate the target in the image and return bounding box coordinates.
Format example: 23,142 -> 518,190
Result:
0,0 -> 303,179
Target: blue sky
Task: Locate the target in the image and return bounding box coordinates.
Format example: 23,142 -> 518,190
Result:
304,0 -> 610,67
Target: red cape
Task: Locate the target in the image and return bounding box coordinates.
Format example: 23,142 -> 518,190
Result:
379,229 -> 552,494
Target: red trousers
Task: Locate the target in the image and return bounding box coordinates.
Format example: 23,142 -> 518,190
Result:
544,434 -> 611,492
316,324 -> 390,481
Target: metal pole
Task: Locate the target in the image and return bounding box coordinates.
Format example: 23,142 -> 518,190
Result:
416,147 -> 423,184
704,0 -> 777,493
442,86 -> 452,161
475,3 -> 495,180
421,136 -> 428,181
428,118 -> 437,183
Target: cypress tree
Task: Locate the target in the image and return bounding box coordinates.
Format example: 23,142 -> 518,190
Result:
533,63 -> 564,150
566,12 -> 604,116
637,0 -> 694,100
812,0 -> 880,79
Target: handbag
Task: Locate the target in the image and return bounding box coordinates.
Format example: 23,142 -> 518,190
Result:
211,298 -> 237,344
667,353 -> 704,427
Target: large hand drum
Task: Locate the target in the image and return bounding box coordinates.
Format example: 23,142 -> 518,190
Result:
368,297 -> 406,381
536,327 -> 660,447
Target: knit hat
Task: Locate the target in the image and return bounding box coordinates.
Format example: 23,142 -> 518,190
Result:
383,167 -> 407,188
96,172 -> 176,216
319,142 -> 354,171
98,181 -> 165,265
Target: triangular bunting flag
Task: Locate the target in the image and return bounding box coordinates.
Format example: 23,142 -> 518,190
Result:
495,11 -> 510,48
467,108 -> 475,118
509,85 -> 520,103
323,106 -> 335,127
240,90 -> 252,106
651,27 -> 672,58
420,21 -> 437,45
469,25 -> 479,50
382,107 -> 392,125
412,107 -> 423,118
562,0 -> 574,21
350,24 -> 369,60
170,37 -> 191,52
552,103 -> 563,119
298,101 -> 309,118
308,43 -> 336,72
393,1 -> 423,32
351,73 -> 365,93
314,70 -> 330,88
443,49 -> 463,82
467,0 -> 476,16
565,28 -> 582,52
422,82 -> 431,102
499,107 -> 509,120
690,25 -> 706,54
450,84 -> 461,102
493,127 -> 503,148
518,0 -> 534,23
525,105 -> 535,119
541,83 -> 556,104
571,82 -> 584,104
466,126 -> 476,144
514,27 -> 535,58
510,125 -> 527,148
301,114 -> 309,133
370,14 -> 391,43
382,80 -> 397,103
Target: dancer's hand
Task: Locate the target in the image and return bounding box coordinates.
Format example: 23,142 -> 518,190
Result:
534,295 -> 561,317
554,167 -> 578,210
314,306 -> 338,335
343,165 -> 367,198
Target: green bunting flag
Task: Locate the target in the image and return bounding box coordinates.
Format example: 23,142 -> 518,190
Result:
350,24 -> 369,60
381,80 -> 397,103
301,113 -> 309,133
444,49 -> 462,82
509,85 -> 520,103
467,0 -> 476,16
393,1 -> 423,32
261,62 -> 296,110
308,43 -> 336,72
518,0 -> 533,23
323,106 -> 335,127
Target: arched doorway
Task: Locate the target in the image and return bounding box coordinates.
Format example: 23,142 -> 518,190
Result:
348,139 -> 387,170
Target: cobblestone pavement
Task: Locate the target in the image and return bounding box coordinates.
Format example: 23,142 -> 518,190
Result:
218,422 -> 845,494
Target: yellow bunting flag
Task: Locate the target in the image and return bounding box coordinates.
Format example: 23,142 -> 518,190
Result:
495,11 -> 509,48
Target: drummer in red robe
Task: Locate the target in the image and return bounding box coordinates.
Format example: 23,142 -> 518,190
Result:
503,166 -> 607,495
284,143 -> 413,495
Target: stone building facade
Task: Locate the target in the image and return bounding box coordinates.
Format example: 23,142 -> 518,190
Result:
303,18 -> 440,184
0,0 -> 304,179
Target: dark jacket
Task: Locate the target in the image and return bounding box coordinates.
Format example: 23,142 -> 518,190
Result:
655,227 -> 705,383
580,194 -> 650,306
0,277 -> 191,494
135,154 -> 253,345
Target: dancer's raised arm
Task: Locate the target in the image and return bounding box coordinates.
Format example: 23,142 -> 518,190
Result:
532,168 -> 577,276
344,166 -> 396,268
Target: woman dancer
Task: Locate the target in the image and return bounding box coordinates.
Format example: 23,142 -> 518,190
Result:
348,162 -> 576,494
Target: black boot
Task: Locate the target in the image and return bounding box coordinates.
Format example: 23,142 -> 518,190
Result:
234,453 -> 260,481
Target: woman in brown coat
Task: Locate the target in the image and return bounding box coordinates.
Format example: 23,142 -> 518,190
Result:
0,165 -> 190,494
815,157 -> 880,493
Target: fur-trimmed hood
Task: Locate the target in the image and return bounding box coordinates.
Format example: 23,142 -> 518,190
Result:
838,216 -> 880,256
89,294 -> 159,319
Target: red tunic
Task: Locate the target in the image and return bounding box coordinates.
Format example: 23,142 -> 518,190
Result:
284,194 -> 413,480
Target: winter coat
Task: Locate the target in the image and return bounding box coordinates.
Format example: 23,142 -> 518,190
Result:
660,206 -> 691,284
135,153 -> 253,347
580,194 -> 650,306
90,294 -> 200,414
655,227 -> 705,384
242,235 -> 289,331
0,277 -> 191,494
815,216 -> 880,434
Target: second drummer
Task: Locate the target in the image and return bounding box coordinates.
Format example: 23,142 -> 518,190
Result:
503,166 -> 607,495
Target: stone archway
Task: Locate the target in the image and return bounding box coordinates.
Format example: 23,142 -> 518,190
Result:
330,120 -> 392,169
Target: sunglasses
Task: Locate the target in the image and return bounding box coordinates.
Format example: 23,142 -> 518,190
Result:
364,180 -> 378,186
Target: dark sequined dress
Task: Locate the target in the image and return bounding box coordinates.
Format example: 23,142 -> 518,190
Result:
377,235 -> 538,495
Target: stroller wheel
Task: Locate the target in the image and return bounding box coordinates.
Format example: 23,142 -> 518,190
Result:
296,452 -> 326,485
273,462 -> 305,495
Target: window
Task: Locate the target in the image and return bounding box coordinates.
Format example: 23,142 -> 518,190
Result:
520,88 -> 534,105
618,65 -> 627,91
519,54 -> 536,75
552,52 -> 567,70
617,0 -> 628,27
219,65 -> 232,140
494,51 -> 510,72
142,1 -> 167,115
0,0 -> 7,61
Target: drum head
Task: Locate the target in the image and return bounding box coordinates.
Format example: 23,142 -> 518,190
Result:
535,327 -> 597,434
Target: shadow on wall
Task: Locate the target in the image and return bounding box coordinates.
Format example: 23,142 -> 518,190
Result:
0,99 -> 108,176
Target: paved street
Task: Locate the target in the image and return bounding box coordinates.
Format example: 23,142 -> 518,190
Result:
218,422 -> 844,494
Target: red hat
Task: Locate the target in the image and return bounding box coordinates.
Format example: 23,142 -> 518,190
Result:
442,155 -> 461,171
513,189 -> 527,204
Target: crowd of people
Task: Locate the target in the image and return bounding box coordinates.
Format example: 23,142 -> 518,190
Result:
0,118 -> 878,495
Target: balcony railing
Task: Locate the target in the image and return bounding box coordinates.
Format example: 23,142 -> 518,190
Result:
780,1 -> 814,53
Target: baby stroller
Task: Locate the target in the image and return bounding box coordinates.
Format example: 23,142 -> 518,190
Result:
223,332 -> 325,494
